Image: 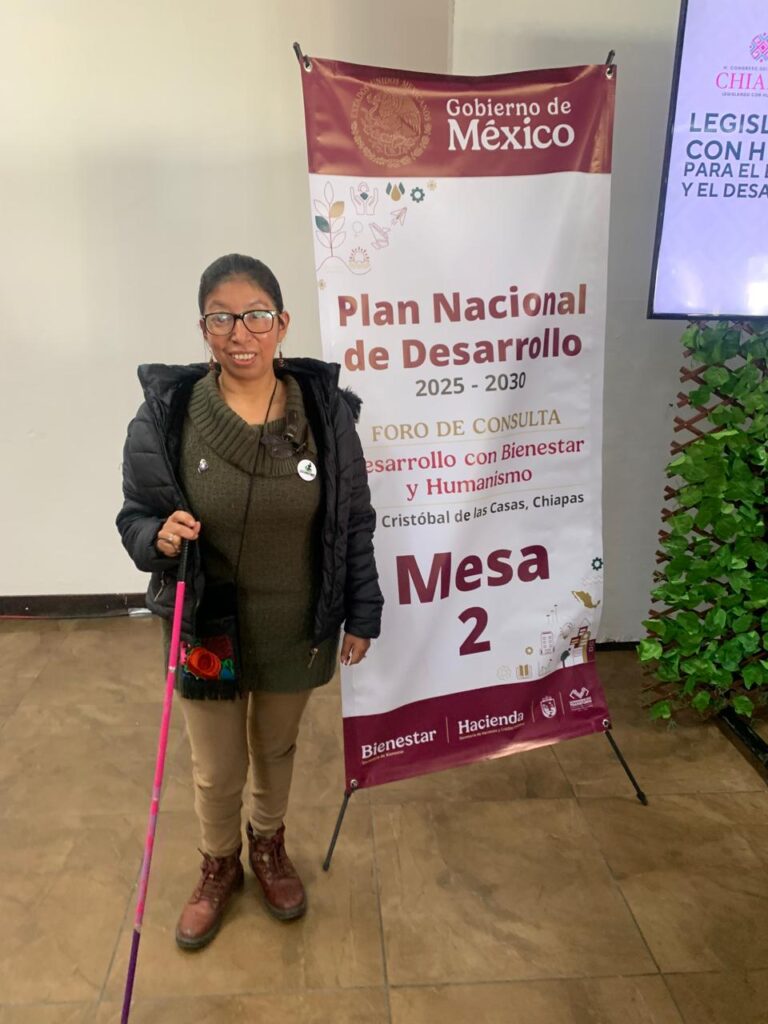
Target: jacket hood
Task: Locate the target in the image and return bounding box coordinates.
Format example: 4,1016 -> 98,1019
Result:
137,362 -> 208,405
339,387 -> 362,421
136,358 -> 364,420
137,357 -> 343,402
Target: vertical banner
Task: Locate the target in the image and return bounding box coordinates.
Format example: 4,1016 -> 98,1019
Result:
299,58 -> 616,789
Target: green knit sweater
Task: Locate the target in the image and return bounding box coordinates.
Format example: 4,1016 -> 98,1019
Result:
173,370 -> 338,695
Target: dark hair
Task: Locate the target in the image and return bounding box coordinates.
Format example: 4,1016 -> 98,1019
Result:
197,254 -> 284,314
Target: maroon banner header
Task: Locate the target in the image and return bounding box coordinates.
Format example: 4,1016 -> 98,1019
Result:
301,57 -> 615,178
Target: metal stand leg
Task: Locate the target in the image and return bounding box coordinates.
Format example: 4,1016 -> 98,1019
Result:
323,788 -> 355,872
605,727 -> 648,805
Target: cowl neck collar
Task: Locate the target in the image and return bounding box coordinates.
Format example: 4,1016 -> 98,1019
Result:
186,370 -> 313,475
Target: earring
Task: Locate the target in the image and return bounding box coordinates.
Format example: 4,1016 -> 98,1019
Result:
277,344 -> 285,368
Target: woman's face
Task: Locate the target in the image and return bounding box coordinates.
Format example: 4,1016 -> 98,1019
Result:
200,275 -> 289,380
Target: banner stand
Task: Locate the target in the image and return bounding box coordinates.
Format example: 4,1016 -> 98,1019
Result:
322,723 -> 647,871
294,44 -> 647,872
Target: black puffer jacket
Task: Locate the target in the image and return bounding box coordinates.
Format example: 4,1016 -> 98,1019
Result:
116,357 -> 383,643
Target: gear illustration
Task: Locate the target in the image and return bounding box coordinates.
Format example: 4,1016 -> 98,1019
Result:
410,186 -> 426,203
591,557 -> 604,571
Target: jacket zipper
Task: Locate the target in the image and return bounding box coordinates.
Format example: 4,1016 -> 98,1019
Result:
312,376 -> 337,638
307,646 -> 318,668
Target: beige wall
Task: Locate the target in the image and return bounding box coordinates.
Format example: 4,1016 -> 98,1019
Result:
0,0 -> 453,596
3,0 -> 682,640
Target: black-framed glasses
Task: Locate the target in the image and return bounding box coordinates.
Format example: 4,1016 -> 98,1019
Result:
202,309 -> 281,336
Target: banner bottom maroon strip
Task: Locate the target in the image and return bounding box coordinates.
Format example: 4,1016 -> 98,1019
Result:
343,662 -> 609,789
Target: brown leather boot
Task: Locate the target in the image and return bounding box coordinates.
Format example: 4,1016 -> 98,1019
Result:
175,848 -> 244,950
246,822 -> 306,920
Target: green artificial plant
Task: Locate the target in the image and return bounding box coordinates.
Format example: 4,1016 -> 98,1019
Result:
638,321 -> 768,721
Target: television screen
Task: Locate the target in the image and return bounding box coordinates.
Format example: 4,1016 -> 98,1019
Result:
648,0 -> 768,319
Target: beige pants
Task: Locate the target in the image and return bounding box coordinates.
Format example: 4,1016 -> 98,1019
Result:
180,690 -> 311,857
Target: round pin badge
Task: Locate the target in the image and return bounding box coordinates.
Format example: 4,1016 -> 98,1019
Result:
297,459 -> 317,481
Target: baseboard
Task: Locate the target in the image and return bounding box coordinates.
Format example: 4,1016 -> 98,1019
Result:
0,593 -> 146,619
0,596 -> 643,644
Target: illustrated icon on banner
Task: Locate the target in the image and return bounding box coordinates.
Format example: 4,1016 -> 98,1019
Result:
348,247 -> 371,272
313,182 -> 347,273
349,182 -> 379,215
539,612 -> 555,655
369,222 -> 390,250
540,696 -> 557,719
560,626 -> 594,669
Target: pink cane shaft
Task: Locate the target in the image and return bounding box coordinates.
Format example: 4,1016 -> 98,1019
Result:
132,579 -> 186,927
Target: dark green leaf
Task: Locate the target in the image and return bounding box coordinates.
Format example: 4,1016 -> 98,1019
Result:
732,695 -> 754,717
714,517 -> 737,541
718,638 -> 745,671
691,690 -> 711,712
704,607 -> 727,635
669,513 -> 694,536
680,325 -> 699,349
732,614 -> 756,634
637,638 -> 663,662
650,700 -> 672,720
688,385 -> 712,406
657,657 -> 682,682
742,663 -> 764,688
678,486 -> 703,508
738,631 -> 761,654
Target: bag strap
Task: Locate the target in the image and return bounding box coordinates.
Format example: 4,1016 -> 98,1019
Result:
231,378 -> 279,585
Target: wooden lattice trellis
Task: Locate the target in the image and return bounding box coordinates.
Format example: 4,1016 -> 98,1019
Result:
643,319 -> 768,715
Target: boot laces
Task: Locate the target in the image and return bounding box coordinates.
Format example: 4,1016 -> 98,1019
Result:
256,830 -> 296,881
195,851 -> 235,904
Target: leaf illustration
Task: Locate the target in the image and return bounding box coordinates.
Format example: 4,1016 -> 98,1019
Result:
332,231 -> 347,248
315,230 -> 332,248
323,181 -> 334,204
313,199 -> 328,216
329,201 -> 345,218
331,217 -> 346,234
315,216 -> 331,233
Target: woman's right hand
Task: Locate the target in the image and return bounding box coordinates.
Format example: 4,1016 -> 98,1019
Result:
155,511 -> 201,557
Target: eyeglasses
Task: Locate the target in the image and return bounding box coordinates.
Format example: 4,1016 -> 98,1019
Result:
202,309 -> 281,336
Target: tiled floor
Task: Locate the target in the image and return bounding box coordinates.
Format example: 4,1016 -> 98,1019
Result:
1,616 -> 766,1023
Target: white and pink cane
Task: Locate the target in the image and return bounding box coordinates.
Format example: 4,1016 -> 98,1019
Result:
121,539 -> 190,1022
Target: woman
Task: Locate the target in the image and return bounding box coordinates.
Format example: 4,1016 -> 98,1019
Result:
117,253 -> 383,950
